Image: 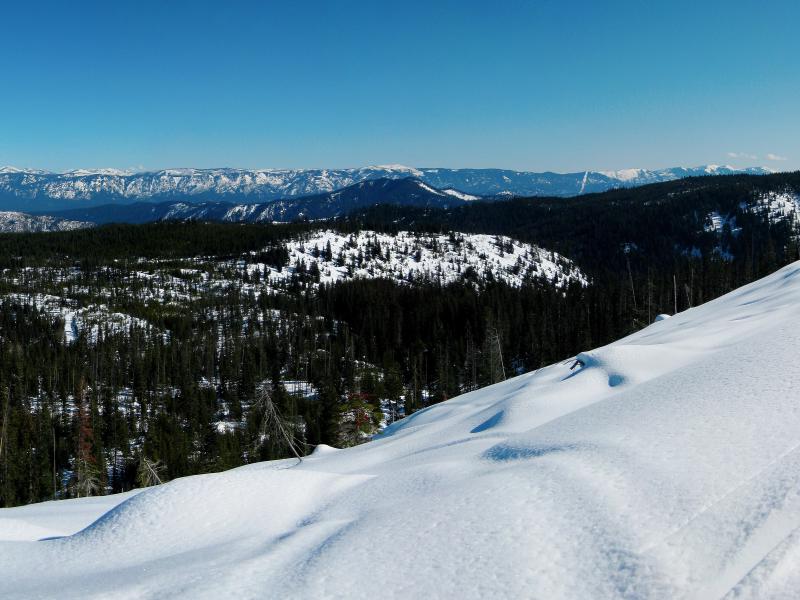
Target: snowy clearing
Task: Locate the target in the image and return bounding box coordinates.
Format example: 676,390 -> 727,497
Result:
4,263 -> 800,597
748,190 -> 800,226
266,230 -> 587,288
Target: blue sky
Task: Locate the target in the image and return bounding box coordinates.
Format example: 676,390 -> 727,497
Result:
1,0 -> 798,172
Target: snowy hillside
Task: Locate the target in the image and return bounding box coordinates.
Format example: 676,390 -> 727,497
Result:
748,190 -> 800,226
4,262 -> 800,597
6,293 -> 151,343
262,230 -> 586,288
0,164 -> 772,211
702,189 -> 800,252
0,211 -> 92,233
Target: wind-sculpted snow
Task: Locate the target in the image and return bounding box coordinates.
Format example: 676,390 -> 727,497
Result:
4,263 -> 800,598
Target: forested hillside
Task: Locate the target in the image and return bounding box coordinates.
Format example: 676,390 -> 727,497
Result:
1,172 -> 799,507
345,171 -> 800,308
0,223 -> 587,506
345,172 -> 800,271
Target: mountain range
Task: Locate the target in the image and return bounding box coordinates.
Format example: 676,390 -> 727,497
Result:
45,178 -> 479,225
0,169 -> 791,237
0,164 -> 773,212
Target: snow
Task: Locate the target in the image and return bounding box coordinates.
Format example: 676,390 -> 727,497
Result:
0,166 -> 50,174
264,230 -> 587,289
4,263 -> 800,597
0,165 -> 777,206
65,168 -> 136,177
370,164 -> 424,177
706,211 -> 724,232
441,187 -> 480,201
0,211 -> 92,233
597,165 -> 772,187
282,380 -> 319,400
6,293 -> 151,344
0,491 -> 141,541
416,181 -> 445,195
748,190 -> 800,226
579,169 -> 589,193
600,167 -> 646,182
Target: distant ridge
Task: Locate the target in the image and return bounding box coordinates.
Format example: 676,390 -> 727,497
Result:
45,177 -> 477,225
0,211 -> 92,233
0,164 -> 773,211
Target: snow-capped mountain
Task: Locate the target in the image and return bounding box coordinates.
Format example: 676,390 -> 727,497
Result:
418,164 -> 772,196
0,211 -> 92,233
0,163 -> 772,211
0,165 -> 431,211
4,261 -> 800,597
48,177 -> 478,225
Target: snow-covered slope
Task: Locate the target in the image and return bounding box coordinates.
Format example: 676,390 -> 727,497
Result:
263,230 -> 586,288
0,164 -> 773,211
702,189 -> 800,251
4,263 -> 800,598
6,293 -> 152,343
0,492 -> 141,542
0,211 -> 92,233
747,190 -> 800,226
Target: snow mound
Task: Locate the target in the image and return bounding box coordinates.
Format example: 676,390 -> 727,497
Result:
5,263 -> 800,598
310,443 -> 340,456
0,491 -> 140,541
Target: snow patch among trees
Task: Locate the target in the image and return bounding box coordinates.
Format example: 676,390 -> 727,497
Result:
265,230 -> 586,289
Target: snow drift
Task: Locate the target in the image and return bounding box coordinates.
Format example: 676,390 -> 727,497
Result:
4,263 -> 800,598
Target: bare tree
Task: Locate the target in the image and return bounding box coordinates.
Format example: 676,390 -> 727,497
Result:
0,387 -> 9,489
253,386 -> 304,463
487,327 -> 506,384
71,383 -> 103,498
136,455 -> 165,488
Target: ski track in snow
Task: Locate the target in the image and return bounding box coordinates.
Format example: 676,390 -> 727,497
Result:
4,264 -> 800,598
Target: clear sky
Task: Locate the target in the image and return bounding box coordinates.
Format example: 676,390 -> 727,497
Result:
1,0 -> 798,173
